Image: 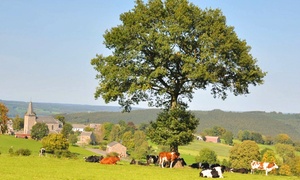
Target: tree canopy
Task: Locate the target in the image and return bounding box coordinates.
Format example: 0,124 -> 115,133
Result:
91,0 -> 266,112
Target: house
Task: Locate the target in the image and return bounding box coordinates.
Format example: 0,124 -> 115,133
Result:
72,124 -> 86,132
78,131 -> 96,145
106,141 -> 127,157
205,136 -> 220,143
23,102 -> 62,134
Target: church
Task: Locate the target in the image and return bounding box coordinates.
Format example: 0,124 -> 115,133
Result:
23,102 -> 63,134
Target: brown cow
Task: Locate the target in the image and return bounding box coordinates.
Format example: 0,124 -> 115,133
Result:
158,152 -> 180,168
100,156 -> 120,165
250,160 -> 279,175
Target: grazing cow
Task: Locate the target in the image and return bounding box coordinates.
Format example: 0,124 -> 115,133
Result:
39,148 -> 46,156
146,155 -> 159,165
230,168 -> 249,174
171,158 -> 187,168
85,155 -> 104,163
189,162 -> 202,169
100,156 -> 120,165
250,160 -> 278,175
200,166 -> 224,178
158,152 -> 180,168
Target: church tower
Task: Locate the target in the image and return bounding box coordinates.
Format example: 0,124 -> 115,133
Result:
24,102 -> 37,134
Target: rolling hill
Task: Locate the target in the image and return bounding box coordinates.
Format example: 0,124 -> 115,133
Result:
1,100 -> 300,141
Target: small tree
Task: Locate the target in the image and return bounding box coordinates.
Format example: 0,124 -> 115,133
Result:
12,115 -> 24,131
0,103 -> 9,134
31,123 -> 49,140
61,123 -> 73,138
222,131 -> 233,145
68,134 -> 78,145
274,134 -> 293,145
195,148 -> 218,164
275,143 -> 295,164
229,140 -> 260,169
41,133 -> 69,153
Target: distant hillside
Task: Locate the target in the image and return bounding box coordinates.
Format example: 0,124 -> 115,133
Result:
0,100 -> 124,117
62,109 -> 300,142
2,100 -> 300,142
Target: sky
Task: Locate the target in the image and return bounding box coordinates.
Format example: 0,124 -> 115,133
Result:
1,0 -> 299,113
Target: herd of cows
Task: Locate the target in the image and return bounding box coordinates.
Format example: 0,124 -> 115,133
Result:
84,151 -> 279,178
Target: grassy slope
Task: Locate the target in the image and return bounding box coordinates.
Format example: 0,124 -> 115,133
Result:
0,135 -> 299,180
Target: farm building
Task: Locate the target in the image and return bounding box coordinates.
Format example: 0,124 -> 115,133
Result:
106,141 -> 127,157
205,136 -> 220,143
78,131 -> 96,145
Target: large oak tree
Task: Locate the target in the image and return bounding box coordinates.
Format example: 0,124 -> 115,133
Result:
91,0 -> 266,151
91,0 -> 266,112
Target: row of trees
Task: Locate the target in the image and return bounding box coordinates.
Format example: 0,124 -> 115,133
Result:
198,140 -> 300,176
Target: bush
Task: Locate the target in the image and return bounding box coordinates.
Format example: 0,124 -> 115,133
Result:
53,150 -> 78,159
14,148 -> 31,156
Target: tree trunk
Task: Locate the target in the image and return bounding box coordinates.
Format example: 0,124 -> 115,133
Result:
170,145 -> 179,153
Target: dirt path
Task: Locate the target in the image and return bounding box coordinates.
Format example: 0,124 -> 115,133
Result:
85,148 -> 107,156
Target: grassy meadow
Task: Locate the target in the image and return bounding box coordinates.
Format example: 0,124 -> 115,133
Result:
0,135 -> 299,180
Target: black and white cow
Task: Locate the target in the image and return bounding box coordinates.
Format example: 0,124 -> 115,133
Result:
146,155 -> 159,165
189,162 -> 210,169
200,166 -> 224,178
84,155 -> 104,163
39,148 -> 46,156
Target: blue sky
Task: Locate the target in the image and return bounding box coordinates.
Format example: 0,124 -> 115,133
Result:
1,0 -> 299,113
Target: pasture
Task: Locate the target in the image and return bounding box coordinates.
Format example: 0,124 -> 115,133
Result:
0,135 -> 299,180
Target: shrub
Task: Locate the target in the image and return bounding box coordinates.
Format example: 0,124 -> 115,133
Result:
53,150 -> 78,159
14,148 -> 31,156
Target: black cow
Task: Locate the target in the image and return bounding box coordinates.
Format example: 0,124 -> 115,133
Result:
189,162 -> 210,169
84,155 -> 103,163
231,168 -> 249,174
171,158 -> 187,167
146,155 -> 159,165
209,163 -> 220,168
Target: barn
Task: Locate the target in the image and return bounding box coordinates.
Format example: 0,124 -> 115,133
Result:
106,141 -> 127,157
205,136 -> 220,143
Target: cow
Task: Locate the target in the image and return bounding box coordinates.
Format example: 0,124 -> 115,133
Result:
100,156 -> 121,165
210,164 -> 221,168
230,168 -> 249,174
200,166 -> 224,178
146,155 -> 159,165
189,162 -> 210,169
171,158 -> 187,168
39,148 -> 46,156
250,160 -> 279,175
158,152 -> 180,168
85,155 -> 104,163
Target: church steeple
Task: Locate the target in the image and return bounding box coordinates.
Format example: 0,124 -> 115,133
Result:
25,101 -> 36,116
24,101 -> 37,134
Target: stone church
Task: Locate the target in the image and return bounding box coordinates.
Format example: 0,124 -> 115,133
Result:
23,102 -> 62,134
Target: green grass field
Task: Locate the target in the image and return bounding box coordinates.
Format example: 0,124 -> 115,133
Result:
0,135 -> 299,180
